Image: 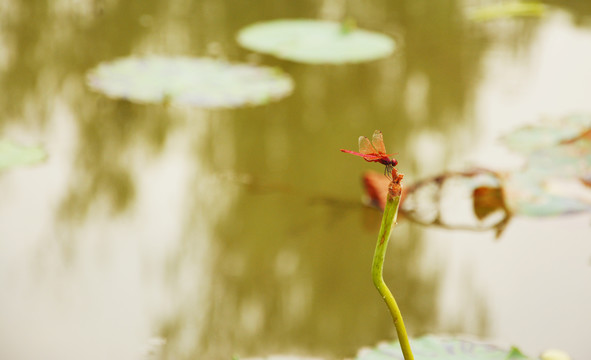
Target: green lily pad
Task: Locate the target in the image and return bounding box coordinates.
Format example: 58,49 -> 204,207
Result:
468,2 -> 547,22
525,138 -> 591,178
504,172 -> 591,216
499,116 -> 591,215
87,56 -> 294,108
355,336 -> 531,360
500,115 -> 591,153
502,137 -> 591,216
0,140 -> 47,171
236,19 -> 396,64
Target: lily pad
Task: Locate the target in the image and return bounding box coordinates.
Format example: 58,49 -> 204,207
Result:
498,116 -> 591,215
503,172 -> 591,216
355,336 -> 530,360
0,140 -> 47,171
87,56 -> 294,108
468,2 -> 547,22
236,19 -> 396,64
500,115 -> 591,153
502,137 -> 591,216
525,138 -> 591,178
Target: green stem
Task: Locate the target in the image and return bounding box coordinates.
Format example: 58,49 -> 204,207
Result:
371,180 -> 414,360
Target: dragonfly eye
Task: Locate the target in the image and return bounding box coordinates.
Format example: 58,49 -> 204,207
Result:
392,159 -> 398,167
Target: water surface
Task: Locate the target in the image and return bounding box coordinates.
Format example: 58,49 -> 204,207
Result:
1,1 -> 590,359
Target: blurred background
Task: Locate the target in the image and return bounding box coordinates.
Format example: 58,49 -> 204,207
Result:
0,0 -> 590,359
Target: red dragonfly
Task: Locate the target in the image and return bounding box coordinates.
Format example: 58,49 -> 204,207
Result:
340,130 -> 398,175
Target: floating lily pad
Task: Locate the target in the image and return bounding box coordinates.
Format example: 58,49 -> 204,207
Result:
525,138 -> 591,178
237,19 -> 396,64
503,138 -> 591,216
0,140 -> 47,171
504,172 -> 591,216
501,115 -> 591,153
87,56 -> 294,108
469,2 -> 547,22
498,116 -> 591,215
356,336 -> 530,360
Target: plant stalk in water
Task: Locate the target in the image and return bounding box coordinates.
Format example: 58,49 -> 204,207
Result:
371,169 -> 414,360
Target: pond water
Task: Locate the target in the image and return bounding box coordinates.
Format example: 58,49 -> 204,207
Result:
1,1 -> 590,359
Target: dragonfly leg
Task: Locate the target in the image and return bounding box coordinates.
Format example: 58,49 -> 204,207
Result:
384,164 -> 393,179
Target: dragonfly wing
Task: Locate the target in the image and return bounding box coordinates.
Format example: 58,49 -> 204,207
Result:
358,136 -> 377,155
371,130 -> 387,154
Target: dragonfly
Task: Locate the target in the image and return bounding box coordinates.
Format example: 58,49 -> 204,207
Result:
340,130 -> 398,176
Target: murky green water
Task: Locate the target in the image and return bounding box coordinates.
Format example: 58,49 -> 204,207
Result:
1,1 -> 590,359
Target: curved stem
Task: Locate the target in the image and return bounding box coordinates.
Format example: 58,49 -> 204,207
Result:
371,177 -> 414,360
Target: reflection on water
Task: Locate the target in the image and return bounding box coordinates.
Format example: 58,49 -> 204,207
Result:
59,102 -> 175,222
1,1 -> 590,360
543,0 -> 591,25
